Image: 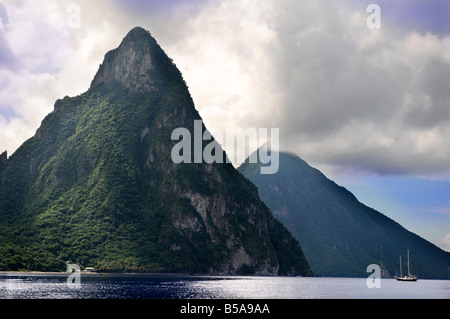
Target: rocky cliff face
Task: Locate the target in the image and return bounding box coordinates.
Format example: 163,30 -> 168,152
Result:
90,28 -> 156,92
0,27 -> 312,276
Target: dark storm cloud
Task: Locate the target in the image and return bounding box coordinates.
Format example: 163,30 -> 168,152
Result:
404,60 -> 450,128
246,1 -> 450,177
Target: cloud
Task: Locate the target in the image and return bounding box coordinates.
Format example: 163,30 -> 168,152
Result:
111,0 -> 211,14
156,0 -> 450,177
431,205 -> 450,216
344,0 -> 450,36
0,0 -> 131,155
251,3 -> 450,177
440,233 -> 450,252
0,2 -> 8,29
1,0 -> 449,179
276,3 -> 448,177
0,32 -> 17,70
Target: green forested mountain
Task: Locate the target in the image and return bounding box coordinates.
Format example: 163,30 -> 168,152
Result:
0,27 -> 311,276
239,151 -> 450,279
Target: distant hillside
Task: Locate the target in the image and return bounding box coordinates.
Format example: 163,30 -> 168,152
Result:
239,151 -> 450,279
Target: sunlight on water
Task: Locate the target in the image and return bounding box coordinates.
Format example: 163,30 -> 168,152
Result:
183,276 -> 450,299
0,273 -> 449,299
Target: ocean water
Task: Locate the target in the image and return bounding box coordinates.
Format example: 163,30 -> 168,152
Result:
0,273 -> 449,299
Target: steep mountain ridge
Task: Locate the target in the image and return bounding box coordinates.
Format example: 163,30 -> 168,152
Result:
0,27 -> 311,276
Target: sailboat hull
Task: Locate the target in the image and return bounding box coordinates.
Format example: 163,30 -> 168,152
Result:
395,276 -> 417,282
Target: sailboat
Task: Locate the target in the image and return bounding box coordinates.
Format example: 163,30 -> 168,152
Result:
395,249 -> 418,282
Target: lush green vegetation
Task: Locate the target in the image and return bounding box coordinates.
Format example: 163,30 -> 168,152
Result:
0,28 -> 311,276
239,152 -> 450,279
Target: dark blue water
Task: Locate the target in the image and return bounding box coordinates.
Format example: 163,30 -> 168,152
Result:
0,273 -> 449,299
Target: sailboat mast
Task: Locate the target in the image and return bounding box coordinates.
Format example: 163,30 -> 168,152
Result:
407,249 -> 410,276
395,249 -> 417,281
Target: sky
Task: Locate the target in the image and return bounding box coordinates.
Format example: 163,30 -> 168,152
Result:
0,0 -> 449,251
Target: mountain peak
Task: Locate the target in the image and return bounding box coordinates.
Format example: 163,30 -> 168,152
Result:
90,27 -> 160,92
0,150 -> 6,164
119,26 -> 155,48
124,26 -> 152,39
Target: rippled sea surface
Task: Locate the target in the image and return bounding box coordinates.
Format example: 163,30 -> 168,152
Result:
0,273 -> 449,299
